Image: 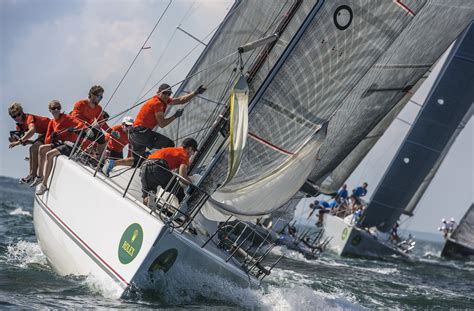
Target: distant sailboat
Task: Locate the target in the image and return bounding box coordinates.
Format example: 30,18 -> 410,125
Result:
441,204 -> 474,259
323,22 -> 474,258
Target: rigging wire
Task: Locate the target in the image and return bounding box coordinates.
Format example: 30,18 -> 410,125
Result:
135,0 -> 197,103
102,0 -> 174,112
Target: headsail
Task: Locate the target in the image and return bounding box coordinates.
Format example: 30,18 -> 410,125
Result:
449,204 -> 474,250
360,22 -> 474,232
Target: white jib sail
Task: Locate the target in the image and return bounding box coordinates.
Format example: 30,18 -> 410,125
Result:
201,123 -> 327,221
221,75 -> 249,187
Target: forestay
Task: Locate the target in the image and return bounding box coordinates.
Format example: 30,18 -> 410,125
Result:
360,22 -> 474,232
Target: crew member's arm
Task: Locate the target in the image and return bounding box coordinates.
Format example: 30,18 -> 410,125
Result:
168,85 -> 206,106
154,110 -> 183,128
9,123 -> 36,148
44,121 -> 54,145
178,163 -> 191,185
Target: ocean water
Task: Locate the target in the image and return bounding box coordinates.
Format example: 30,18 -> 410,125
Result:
1,176 -> 473,310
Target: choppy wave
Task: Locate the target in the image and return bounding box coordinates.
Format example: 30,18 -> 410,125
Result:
8,208 -> 32,217
5,241 -> 48,269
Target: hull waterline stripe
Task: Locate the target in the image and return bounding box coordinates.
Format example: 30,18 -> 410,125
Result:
248,132 -> 294,156
35,196 -> 129,286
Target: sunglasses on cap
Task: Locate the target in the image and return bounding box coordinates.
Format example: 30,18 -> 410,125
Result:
50,106 -> 61,111
10,112 -> 22,119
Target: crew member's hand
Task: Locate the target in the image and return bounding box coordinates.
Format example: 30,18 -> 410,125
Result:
9,140 -> 21,148
174,109 -> 184,118
111,130 -> 120,139
194,85 -> 206,95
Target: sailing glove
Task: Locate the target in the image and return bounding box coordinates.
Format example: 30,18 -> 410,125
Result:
111,130 -> 120,139
195,85 -> 206,95
174,109 -> 184,118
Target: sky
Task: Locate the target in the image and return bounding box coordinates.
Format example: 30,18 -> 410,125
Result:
1,0 -> 472,235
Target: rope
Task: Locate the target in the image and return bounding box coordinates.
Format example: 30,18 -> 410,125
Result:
135,1 -> 196,103
102,0 -> 174,111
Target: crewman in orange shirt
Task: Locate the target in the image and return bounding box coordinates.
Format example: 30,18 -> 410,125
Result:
128,83 -> 206,168
33,100 -> 84,195
140,137 -> 198,205
102,116 -> 134,176
71,85 -> 110,161
7,102 -> 50,184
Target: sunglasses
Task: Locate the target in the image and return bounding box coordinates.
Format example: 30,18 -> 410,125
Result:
161,91 -> 172,96
50,106 -> 61,111
10,112 -> 22,119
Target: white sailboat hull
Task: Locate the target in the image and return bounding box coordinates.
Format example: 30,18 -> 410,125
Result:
322,214 -> 408,258
33,156 -> 256,297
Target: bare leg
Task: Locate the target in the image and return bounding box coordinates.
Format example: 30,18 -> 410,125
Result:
43,149 -> 60,187
37,144 -> 53,177
115,157 -> 133,167
29,141 -> 42,177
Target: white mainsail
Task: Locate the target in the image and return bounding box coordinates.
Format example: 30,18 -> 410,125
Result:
175,1 -> 474,220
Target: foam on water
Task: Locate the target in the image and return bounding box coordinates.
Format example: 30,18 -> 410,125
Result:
8,207 -> 32,217
6,241 -> 48,269
263,268 -> 362,310
354,266 -> 399,275
271,246 -> 313,264
82,274 -> 124,299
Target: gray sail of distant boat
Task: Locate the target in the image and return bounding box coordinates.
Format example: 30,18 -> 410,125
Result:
162,1 -> 474,221
360,22 -> 474,232
316,73 -> 428,195
441,204 -> 474,259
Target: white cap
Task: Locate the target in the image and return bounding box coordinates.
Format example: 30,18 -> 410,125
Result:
122,116 -> 134,126
442,218 -> 446,222
450,218 -> 455,222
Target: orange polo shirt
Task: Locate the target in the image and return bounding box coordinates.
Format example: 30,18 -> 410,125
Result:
71,99 -> 110,131
45,113 -> 84,144
148,147 -> 189,170
105,124 -> 129,152
133,96 -> 172,129
16,113 -> 50,134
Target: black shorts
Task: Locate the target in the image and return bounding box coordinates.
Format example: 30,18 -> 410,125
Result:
109,150 -> 123,159
129,127 -> 174,167
55,144 -> 73,156
140,160 -> 184,202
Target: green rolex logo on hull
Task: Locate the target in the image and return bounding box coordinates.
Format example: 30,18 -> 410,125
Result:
118,223 -> 143,264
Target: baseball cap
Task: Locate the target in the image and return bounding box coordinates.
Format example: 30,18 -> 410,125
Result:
122,116 -> 134,126
158,83 -> 172,94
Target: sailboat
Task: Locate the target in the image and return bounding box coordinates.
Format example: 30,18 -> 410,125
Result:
441,204 -> 474,259
33,0 -> 474,296
322,22 -> 474,258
